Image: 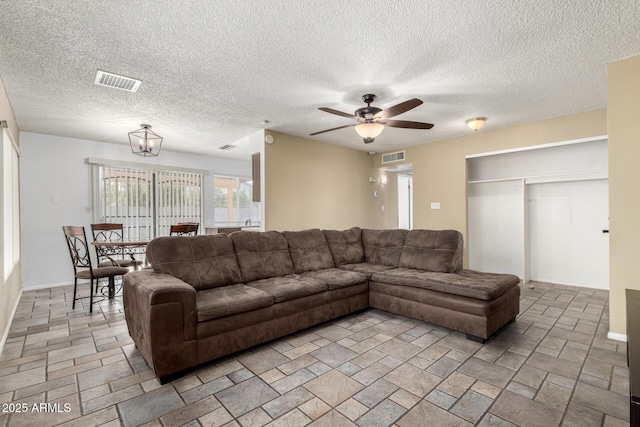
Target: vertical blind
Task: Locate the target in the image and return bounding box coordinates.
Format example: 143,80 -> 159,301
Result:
93,162 -> 203,239
157,170 -> 203,236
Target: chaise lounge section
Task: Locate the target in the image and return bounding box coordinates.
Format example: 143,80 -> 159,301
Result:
361,229 -> 520,342
123,227 -> 520,382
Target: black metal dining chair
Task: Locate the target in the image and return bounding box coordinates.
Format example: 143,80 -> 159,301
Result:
62,226 -> 130,313
169,223 -> 199,236
179,222 -> 200,234
91,223 -> 144,270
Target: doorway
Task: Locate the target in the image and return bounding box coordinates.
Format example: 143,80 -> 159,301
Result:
398,174 -> 413,229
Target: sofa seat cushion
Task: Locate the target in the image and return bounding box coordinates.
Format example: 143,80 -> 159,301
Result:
247,275 -> 328,303
369,281 -> 519,317
301,268 -> 368,289
371,268 -> 520,301
362,229 -> 408,267
282,229 -> 334,273
399,230 -> 464,273
338,263 -> 395,278
197,283 -> 369,339
196,284 -> 274,322
77,266 -> 130,279
323,227 -> 364,266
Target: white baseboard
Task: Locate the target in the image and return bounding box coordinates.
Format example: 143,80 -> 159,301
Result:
529,277 -> 608,290
22,281 -> 74,291
0,288 -> 23,356
607,331 -> 627,342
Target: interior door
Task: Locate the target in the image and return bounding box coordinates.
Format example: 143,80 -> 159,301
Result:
398,174 -> 412,229
529,179 -> 609,289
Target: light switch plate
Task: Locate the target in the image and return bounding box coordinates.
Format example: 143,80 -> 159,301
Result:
430,202 -> 441,209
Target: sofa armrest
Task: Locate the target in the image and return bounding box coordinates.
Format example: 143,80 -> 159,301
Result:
123,270 -> 197,379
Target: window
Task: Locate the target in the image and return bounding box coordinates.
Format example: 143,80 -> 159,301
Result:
92,160 -> 204,239
213,175 -> 260,226
2,128 -> 20,281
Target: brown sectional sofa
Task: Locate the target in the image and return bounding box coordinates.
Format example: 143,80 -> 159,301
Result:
123,227 -> 520,382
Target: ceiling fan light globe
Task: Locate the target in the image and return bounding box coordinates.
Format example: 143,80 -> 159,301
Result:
355,123 -> 384,139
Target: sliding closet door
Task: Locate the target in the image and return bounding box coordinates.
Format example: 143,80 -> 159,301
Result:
468,180 -> 524,276
529,179 -> 609,289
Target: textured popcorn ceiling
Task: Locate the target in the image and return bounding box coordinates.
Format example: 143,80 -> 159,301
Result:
0,1 -> 639,159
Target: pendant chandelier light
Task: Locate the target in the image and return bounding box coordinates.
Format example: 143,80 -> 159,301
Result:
129,124 -> 163,156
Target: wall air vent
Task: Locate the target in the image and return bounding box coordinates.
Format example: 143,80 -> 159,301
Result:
219,144 -> 236,150
382,150 -> 406,164
94,70 -> 142,92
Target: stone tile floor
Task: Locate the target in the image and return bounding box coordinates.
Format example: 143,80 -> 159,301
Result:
0,281 -> 630,426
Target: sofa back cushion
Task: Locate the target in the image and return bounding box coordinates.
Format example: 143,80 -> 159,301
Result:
146,235 -> 243,290
230,231 -> 295,282
282,229 -> 334,273
399,229 -> 464,273
362,229 -> 408,267
323,227 -> 364,266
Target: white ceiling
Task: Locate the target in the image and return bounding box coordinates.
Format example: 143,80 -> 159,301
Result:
0,1 -> 639,160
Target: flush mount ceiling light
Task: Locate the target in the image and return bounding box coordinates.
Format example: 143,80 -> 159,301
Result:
129,124 -> 162,156
466,117 -> 487,131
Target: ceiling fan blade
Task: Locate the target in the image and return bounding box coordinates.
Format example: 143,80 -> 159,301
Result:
310,124 -> 356,136
384,119 -> 434,129
318,107 -> 357,119
375,98 -> 423,120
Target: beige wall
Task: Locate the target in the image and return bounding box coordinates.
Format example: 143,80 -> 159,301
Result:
608,55 -> 640,336
369,169 -> 399,229
374,109 -> 608,266
0,76 -> 21,350
265,131 -> 386,231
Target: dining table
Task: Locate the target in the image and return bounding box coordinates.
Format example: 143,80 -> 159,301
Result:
91,239 -> 150,298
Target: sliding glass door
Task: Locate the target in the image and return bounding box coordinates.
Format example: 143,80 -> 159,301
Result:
95,163 -> 203,239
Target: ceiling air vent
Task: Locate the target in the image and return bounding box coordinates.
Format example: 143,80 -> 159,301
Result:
94,70 -> 142,92
382,150 -> 406,164
219,144 -> 236,150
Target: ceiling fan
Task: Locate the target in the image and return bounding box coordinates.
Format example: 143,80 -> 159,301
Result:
310,94 -> 434,143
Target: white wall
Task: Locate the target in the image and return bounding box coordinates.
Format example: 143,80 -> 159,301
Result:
20,132 -> 251,289
237,130 -> 266,229
467,138 -> 608,182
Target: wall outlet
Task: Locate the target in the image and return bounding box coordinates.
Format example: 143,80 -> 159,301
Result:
430,202 -> 441,209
